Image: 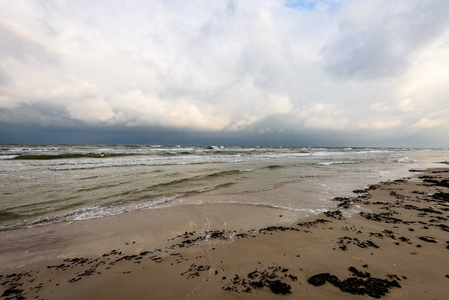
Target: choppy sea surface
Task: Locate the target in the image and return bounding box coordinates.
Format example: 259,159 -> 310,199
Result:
1,144 -> 448,230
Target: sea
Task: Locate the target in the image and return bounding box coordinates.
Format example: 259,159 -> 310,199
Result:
1,144 -> 448,230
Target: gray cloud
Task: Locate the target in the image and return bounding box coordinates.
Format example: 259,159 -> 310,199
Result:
0,67 -> 10,86
0,102 -> 75,127
0,22 -> 59,64
322,0 -> 449,80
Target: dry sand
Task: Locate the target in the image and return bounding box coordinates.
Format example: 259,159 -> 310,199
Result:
1,168 -> 449,299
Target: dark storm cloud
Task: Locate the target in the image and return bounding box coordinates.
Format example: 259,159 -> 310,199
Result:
0,103 -> 72,126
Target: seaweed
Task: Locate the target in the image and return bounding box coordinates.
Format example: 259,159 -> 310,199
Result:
308,267 -> 401,298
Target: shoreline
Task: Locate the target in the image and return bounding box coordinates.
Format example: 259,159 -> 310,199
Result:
1,167 -> 449,299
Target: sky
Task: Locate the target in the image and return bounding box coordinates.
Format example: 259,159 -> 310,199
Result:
1,0 -> 449,147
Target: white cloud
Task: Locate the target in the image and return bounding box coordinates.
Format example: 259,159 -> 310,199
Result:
369,102 -> 390,113
112,89 -> 230,130
267,95 -> 293,115
411,118 -> 446,129
306,103 -> 342,115
1,0 -> 449,146
395,98 -> 416,113
299,103 -> 348,130
397,28 -> 449,110
67,97 -> 115,123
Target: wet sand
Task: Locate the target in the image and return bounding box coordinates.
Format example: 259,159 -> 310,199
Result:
1,167 -> 449,299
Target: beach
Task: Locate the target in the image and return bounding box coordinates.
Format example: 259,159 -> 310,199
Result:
3,1 -> 449,298
1,166 -> 448,299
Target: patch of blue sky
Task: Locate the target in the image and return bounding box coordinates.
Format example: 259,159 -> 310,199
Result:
285,0 -> 341,12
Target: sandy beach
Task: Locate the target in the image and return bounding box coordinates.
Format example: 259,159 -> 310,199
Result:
3,1 -> 449,298
1,167 -> 449,299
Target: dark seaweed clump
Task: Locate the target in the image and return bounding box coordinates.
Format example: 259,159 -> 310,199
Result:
308,267 -> 401,298
222,266 -> 294,295
324,210 -> 345,220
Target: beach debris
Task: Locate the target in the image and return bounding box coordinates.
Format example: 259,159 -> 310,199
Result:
386,274 -> 400,280
67,260 -> 105,283
398,236 -> 412,244
168,230 -> 249,249
324,210 -> 345,220
259,226 -> 300,234
332,197 -> 357,209
0,272 -> 33,300
422,178 -> 449,188
359,212 -> 403,224
369,232 -> 384,239
403,204 -> 442,214
432,192 -> 449,201
297,219 -> 330,228
180,264 -> 210,279
336,237 -> 380,251
349,266 -> 370,278
1,287 -> 25,299
308,267 -> 401,298
222,265 -> 293,295
267,280 -> 292,295
417,236 -> 437,243
434,224 -> 449,232
353,189 -> 369,194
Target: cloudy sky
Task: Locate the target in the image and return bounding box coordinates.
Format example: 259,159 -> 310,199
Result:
1,0 -> 449,147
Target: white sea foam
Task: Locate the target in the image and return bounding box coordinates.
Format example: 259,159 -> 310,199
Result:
0,155 -> 18,160
197,187 -> 215,193
7,195 -> 182,230
318,161 -> 359,166
238,168 -> 254,172
213,200 -> 323,215
396,156 -> 417,163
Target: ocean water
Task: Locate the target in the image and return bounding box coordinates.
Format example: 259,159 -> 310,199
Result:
0,144 -> 447,230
